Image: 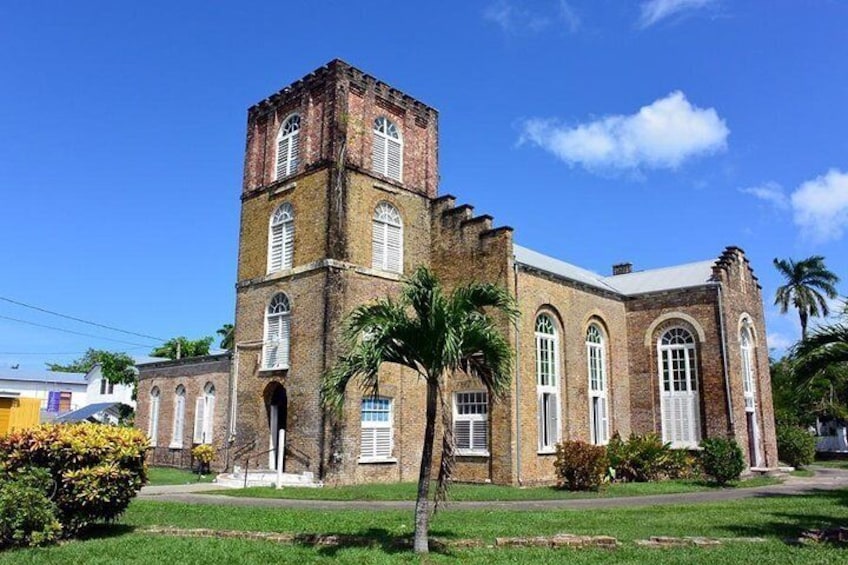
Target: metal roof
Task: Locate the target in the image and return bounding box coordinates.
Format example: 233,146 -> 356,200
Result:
55,402 -> 122,423
0,369 -> 87,385
514,244 -> 717,297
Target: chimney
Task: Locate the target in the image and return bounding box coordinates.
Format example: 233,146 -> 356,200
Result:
612,263 -> 632,276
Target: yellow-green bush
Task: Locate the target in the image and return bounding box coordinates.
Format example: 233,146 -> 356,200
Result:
0,423 -> 148,535
0,465 -> 62,549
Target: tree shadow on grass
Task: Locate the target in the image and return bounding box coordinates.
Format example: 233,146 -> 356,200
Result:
718,489 -> 848,544
75,524 -> 137,542
311,527 -> 457,558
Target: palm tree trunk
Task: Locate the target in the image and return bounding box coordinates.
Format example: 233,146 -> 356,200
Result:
800,310 -> 808,339
413,378 -> 438,554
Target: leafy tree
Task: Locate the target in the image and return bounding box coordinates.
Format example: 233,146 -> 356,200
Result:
773,256 -> 840,338
217,323 -> 234,351
47,348 -> 135,386
150,336 -> 214,360
321,267 -> 517,554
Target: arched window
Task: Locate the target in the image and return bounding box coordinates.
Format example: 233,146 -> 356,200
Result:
275,114 -> 301,179
263,293 -> 291,370
372,202 -> 403,273
658,327 -> 701,448
360,396 -> 393,461
268,203 -> 294,273
586,324 -> 609,445
193,382 -> 216,445
372,116 -> 402,182
148,386 -> 160,447
535,314 -> 560,452
740,325 -> 756,410
171,385 -> 186,448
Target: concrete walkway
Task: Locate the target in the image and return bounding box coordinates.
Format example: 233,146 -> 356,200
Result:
138,466 -> 848,512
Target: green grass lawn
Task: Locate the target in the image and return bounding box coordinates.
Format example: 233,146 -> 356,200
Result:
813,459 -> 848,470
4,486 -> 844,563
207,476 -> 779,501
146,466 -> 215,486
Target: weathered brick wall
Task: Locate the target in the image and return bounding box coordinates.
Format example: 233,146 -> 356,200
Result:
136,354 -> 231,471
711,247 -> 778,467
514,269 -> 630,485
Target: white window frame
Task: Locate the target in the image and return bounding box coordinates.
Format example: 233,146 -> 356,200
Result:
100,377 -> 114,396
267,202 -> 294,273
262,293 -> 291,370
372,202 -> 403,273
658,327 -> 702,449
275,113 -> 301,180
535,314 -> 561,453
740,325 -> 756,412
453,391 -> 489,456
193,382 -> 216,445
170,385 -> 186,449
372,116 -> 403,182
148,386 -> 160,447
359,396 -> 394,462
587,324 -> 609,446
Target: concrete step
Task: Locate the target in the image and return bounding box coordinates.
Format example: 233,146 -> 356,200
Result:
216,468 -> 322,489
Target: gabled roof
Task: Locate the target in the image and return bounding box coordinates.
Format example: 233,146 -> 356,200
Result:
514,244 -> 717,297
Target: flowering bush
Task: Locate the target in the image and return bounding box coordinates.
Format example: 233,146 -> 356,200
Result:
0,423 -> 148,535
192,444 -> 216,473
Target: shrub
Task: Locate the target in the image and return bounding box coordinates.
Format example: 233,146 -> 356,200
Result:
192,444 -> 216,473
0,423 -> 148,535
776,424 -> 816,468
554,441 -> 609,491
606,432 -> 694,482
700,437 -> 745,485
0,465 -> 62,549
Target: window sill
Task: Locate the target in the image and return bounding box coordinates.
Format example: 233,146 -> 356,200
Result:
456,451 -> 490,458
358,457 -> 397,465
259,366 -> 289,373
168,443 -> 184,450
537,448 -> 557,456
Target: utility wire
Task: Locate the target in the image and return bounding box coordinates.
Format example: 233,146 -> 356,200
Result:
0,314 -> 155,348
0,295 -> 165,342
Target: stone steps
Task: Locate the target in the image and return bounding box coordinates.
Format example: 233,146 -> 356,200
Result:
216,468 -> 322,489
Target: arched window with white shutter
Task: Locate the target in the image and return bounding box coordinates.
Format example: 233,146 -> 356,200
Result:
536,313 -> 561,452
268,203 -> 294,273
170,385 -> 186,448
372,116 -> 402,182
193,382 -> 216,445
148,386 -> 160,447
586,324 -> 609,445
275,114 -> 301,180
658,326 -> 701,448
263,293 -> 291,370
372,202 -> 403,273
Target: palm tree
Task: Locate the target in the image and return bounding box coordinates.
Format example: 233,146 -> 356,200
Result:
794,323 -> 848,378
321,267 -> 517,554
773,256 -> 840,338
217,323 -> 234,351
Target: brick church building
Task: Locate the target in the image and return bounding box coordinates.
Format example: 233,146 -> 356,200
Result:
135,60 -> 778,485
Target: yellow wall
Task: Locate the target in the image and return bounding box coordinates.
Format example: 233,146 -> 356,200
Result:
0,397 -> 41,435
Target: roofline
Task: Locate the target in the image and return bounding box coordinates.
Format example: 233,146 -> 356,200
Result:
514,262 -> 624,301
135,352 -> 232,370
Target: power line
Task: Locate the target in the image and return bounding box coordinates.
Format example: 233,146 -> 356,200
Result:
0,314 -> 156,348
0,295 -> 165,342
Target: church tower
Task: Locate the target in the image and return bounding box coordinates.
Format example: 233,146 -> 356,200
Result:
231,60 -> 441,479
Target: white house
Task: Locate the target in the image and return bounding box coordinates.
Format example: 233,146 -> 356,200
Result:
0,367 -> 88,413
84,363 -> 136,408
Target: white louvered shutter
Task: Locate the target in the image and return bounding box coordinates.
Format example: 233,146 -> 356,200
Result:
471,420 -> 488,453
386,223 -> 402,272
538,394 -> 546,450
375,428 -> 392,458
193,397 -> 205,444
282,220 -> 294,269
269,223 -> 284,272
455,420 -> 471,451
546,393 -> 559,446
598,397 -> 609,444
361,427 -> 376,458
264,314 -> 281,368
204,398 -> 215,444
276,136 -> 290,179
279,317 -> 291,368
386,138 -> 402,181
372,133 -> 387,176
372,221 -> 385,270
288,131 -> 299,175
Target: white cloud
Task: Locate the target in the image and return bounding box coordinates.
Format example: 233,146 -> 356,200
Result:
791,169 -> 848,242
766,332 -> 795,353
740,181 -> 789,210
520,91 -> 729,172
638,0 -> 717,28
484,0 -> 579,34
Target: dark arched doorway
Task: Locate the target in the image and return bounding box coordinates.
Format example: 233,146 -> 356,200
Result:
264,383 -> 287,470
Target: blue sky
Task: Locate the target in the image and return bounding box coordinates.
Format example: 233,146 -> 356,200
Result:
1,0 -> 846,369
